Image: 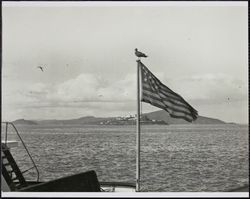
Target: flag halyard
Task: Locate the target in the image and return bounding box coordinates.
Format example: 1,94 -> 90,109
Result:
139,60 -> 198,122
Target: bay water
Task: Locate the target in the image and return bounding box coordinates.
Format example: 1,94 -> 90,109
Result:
3,124 -> 248,192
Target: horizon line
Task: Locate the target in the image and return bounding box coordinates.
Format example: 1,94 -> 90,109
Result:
3,112 -> 248,125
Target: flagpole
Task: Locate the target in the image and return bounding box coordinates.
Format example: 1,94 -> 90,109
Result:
136,59 -> 141,192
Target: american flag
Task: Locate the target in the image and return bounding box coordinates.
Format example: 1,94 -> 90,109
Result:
139,60 -> 198,122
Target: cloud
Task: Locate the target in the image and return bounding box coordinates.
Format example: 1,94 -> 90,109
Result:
164,73 -> 248,104
2,71 -> 248,122
51,73 -> 137,103
2,81 -> 49,106
4,72 -> 247,109
55,73 -> 100,102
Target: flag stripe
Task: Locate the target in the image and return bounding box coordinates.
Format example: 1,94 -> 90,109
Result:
140,63 -> 186,101
142,85 -> 192,110
159,84 -> 195,111
168,113 -> 194,122
142,92 -> 195,117
142,90 -> 194,116
143,84 -> 184,103
141,63 -> 196,110
139,61 -> 198,122
143,82 -> 196,113
142,97 -> 194,121
141,69 -> 196,112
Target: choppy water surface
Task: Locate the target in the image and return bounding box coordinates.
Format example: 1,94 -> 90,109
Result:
4,124 -> 249,192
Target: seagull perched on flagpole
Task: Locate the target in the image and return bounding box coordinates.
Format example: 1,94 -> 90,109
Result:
135,48 -> 148,60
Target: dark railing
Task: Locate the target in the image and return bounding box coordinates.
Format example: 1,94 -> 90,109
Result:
1,122 -> 40,182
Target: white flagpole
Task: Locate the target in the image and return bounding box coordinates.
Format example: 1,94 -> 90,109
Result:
136,59 -> 141,192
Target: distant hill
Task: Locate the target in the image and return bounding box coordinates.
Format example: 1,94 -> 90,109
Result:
36,116 -> 114,125
30,115 -> 168,125
144,110 -> 226,124
12,111 -> 226,125
13,119 -> 38,125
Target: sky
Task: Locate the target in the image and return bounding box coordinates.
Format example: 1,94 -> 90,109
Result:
1,2 -> 248,123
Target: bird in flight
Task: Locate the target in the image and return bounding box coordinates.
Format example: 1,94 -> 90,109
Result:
135,48 -> 148,59
37,66 -> 43,72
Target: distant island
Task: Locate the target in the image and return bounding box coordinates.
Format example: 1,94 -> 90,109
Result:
12,119 -> 38,125
99,115 -> 167,125
12,115 -> 168,126
12,110 -> 227,125
144,110 -> 226,125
